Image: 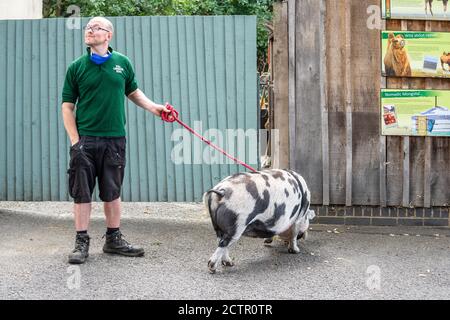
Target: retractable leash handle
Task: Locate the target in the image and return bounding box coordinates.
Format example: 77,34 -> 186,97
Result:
161,103 -> 257,172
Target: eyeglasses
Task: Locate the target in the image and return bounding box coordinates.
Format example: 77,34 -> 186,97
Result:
83,25 -> 111,33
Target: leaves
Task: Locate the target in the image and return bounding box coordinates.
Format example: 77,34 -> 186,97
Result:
43,0 -> 275,72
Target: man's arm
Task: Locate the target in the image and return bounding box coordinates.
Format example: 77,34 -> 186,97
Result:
61,102 -> 80,146
127,89 -> 169,117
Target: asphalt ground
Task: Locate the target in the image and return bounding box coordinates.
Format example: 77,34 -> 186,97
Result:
0,202 -> 449,300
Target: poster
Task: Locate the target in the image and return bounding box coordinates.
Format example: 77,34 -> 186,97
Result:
382,0 -> 450,21
381,89 -> 450,136
381,31 -> 450,78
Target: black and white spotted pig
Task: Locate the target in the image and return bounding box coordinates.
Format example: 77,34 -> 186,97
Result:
204,169 -> 315,273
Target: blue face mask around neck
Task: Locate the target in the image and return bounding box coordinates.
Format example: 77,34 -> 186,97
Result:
90,50 -> 112,65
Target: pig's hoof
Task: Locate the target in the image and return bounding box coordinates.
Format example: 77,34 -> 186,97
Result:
222,260 -> 234,267
264,238 -> 273,245
288,248 -> 300,254
208,260 -> 217,274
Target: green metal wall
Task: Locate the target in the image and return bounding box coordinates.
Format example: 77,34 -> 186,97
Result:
0,16 -> 258,202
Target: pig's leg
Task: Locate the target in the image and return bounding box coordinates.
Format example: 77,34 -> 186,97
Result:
208,226 -> 245,273
221,248 -> 234,267
297,230 -> 308,241
288,240 -> 300,254
208,244 -> 235,273
287,224 -> 301,254
279,225 -> 300,253
208,247 -> 226,273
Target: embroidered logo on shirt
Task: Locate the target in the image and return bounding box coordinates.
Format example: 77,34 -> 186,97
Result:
113,65 -> 124,73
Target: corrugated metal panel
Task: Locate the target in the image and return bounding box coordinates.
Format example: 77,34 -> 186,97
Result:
0,16 -> 258,202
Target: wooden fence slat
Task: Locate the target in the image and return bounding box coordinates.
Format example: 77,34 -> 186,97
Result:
273,1 -> 289,169
320,0 -> 329,205
407,20 -> 425,207
380,135 -> 387,207
294,0 -> 323,204
349,0 -> 382,205
424,137 -> 432,207
344,0 -> 352,206
326,0 -> 346,204
385,20 -> 403,206
380,18 -> 387,208
288,0 -> 296,168
423,20 -> 432,208
402,137 -> 410,207
400,20 -> 410,208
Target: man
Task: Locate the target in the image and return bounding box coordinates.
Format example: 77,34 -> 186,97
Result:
62,17 -> 169,264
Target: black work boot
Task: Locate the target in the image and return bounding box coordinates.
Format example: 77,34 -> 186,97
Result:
102,230 -> 145,257
68,233 -> 90,264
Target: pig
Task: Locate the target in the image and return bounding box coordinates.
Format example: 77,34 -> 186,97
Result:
204,169 -> 315,273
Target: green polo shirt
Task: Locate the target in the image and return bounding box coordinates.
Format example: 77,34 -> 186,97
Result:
62,47 -> 138,137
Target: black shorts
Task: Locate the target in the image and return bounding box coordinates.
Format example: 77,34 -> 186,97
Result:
67,136 -> 126,203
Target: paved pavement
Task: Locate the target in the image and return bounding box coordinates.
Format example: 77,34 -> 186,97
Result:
0,202 -> 449,300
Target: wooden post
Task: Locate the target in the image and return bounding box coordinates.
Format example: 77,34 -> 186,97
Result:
380,20 -> 387,207
288,0 -> 296,169
424,20 -> 432,208
320,0 -> 329,205
344,0 -> 352,206
401,20 -> 410,208
272,1 -> 289,169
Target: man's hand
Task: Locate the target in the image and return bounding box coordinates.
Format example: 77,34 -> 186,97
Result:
71,138 -> 80,146
151,103 -> 170,117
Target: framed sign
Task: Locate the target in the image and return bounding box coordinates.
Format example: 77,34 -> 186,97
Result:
381,89 -> 450,136
381,31 -> 450,78
382,0 -> 450,21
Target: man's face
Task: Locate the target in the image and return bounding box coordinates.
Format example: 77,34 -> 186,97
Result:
84,20 -> 112,46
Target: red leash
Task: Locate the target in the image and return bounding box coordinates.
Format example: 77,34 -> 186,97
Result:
161,104 -> 257,172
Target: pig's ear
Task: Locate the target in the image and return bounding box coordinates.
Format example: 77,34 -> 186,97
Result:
307,209 -> 316,220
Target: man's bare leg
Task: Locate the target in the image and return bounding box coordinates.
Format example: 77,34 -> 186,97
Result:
102,197 -> 144,257
104,197 -> 121,228
74,203 -> 92,231
69,203 -> 92,264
